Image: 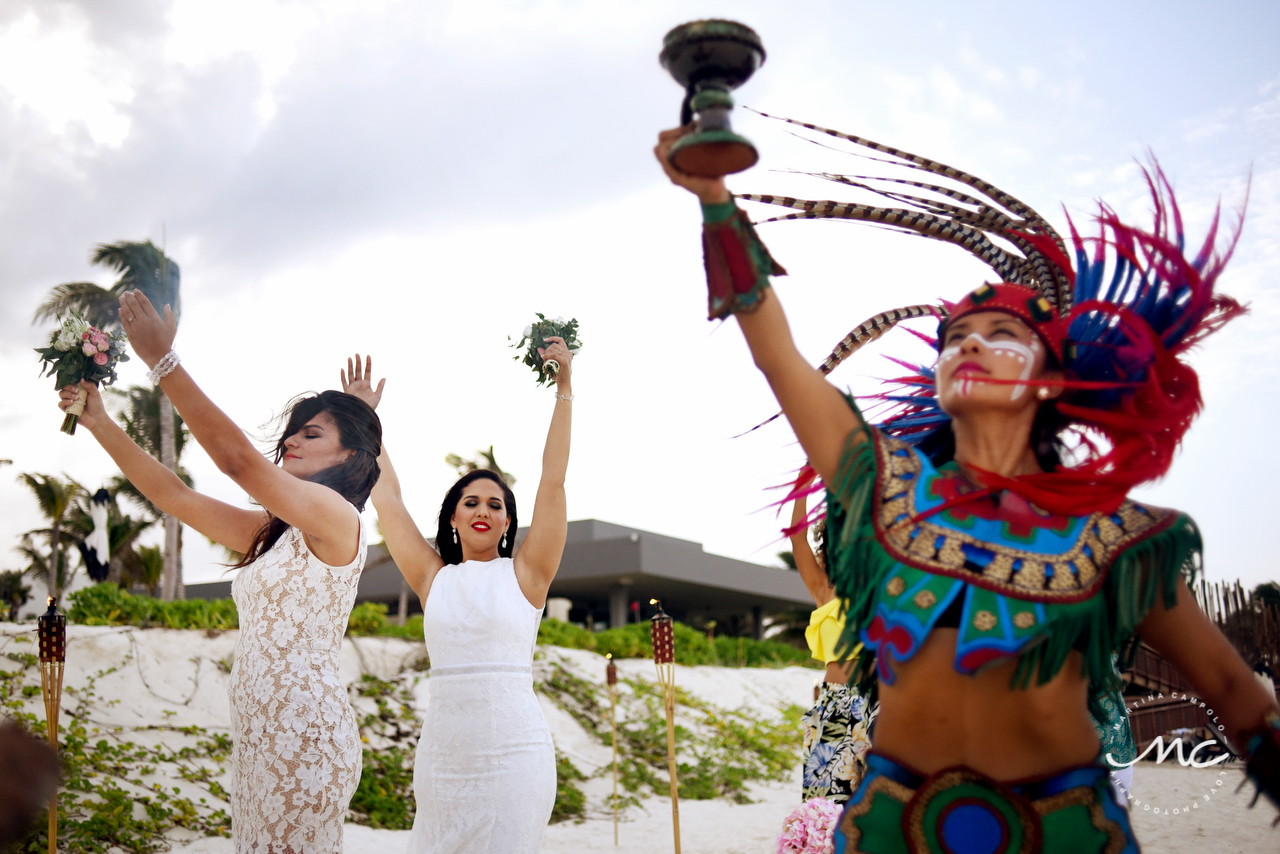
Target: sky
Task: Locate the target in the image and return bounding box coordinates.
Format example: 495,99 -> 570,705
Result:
2,0 -> 1278,596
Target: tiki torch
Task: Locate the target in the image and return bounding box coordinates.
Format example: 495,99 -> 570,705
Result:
606,653 -> 619,846
649,599 -> 680,854
38,598 -> 66,854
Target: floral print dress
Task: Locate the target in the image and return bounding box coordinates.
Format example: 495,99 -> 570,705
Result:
229,517 -> 366,853
801,683 -> 876,803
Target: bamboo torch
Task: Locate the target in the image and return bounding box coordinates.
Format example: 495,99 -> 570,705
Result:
606,653 -> 619,846
649,599 -> 680,854
38,598 -> 66,854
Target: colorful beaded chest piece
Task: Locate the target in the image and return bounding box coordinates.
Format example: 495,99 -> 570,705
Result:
849,427 -> 1194,686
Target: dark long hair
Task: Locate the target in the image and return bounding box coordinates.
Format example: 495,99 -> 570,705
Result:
232,391 -> 382,568
435,469 -> 517,566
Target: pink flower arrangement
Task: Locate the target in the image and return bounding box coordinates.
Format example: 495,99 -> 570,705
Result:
777,797 -> 842,854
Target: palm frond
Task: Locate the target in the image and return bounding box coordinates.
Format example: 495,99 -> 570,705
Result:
32,281 -> 120,327
91,240 -> 181,321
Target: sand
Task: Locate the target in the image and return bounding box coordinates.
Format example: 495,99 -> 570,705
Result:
4,623 -> 1277,853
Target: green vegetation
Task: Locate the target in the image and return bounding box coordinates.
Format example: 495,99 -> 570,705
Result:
536,660 -> 804,805
8,646 -> 231,853
65,592 -> 818,670
551,753 -> 588,823
68,584 -> 237,629
537,618 -> 819,669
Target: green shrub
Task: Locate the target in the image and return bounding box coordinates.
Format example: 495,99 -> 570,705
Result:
346,601 -> 389,635
550,753 -> 587,823
537,617 -> 595,651
348,746 -> 415,829
67,584 -> 238,629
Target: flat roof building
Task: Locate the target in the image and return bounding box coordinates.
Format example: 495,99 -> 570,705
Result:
185,519 -> 812,637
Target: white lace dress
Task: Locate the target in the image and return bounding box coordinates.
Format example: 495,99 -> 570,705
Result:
408,557 -> 556,854
229,517 -> 366,854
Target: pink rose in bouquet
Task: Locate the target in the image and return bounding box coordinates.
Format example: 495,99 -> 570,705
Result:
777,797 -> 842,854
36,313 -> 129,434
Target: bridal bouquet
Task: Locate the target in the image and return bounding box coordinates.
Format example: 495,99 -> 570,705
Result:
777,797 -> 841,854
510,314 -> 582,386
36,312 -> 129,434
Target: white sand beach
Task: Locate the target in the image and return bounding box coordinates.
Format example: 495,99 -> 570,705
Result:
5,624 -> 1276,853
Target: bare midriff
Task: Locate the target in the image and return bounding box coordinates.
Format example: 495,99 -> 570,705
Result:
873,627 -> 1100,780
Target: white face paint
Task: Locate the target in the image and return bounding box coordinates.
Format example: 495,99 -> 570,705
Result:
937,332 -> 1039,401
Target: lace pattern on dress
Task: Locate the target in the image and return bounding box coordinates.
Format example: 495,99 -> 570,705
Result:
229,515 -> 366,854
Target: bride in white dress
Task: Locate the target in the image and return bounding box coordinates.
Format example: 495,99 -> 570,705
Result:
341,342 -> 572,854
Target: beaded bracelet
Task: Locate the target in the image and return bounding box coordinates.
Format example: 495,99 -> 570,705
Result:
555,393 -> 574,402
147,349 -> 181,384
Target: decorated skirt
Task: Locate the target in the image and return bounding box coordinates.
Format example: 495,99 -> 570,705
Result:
834,752 -> 1139,854
825,401 -> 1202,699
801,683 -> 877,804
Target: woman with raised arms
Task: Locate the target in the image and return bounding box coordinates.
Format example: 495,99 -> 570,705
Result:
340,342 -> 572,854
59,291 -> 380,853
654,120 -> 1280,850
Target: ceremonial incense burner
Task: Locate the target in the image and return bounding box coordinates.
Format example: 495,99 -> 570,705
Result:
659,19 -> 765,177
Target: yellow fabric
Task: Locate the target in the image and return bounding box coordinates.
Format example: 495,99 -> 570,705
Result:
806,597 -> 861,664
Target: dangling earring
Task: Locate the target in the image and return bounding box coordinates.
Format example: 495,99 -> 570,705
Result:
452,526 -> 458,544
501,532 -> 507,549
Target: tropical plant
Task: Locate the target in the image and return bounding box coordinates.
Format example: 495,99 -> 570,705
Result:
444,445 -> 516,486
0,570 -> 31,621
34,239 -> 184,599
1254,582 -> 1280,609
14,472 -> 83,600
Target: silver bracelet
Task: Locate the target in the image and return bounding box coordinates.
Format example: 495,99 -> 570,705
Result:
555,392 -> 574,402
147,349 -> 181,384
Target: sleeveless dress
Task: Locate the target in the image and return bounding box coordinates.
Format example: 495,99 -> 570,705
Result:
408,557 -> 556,854
229,516 -> 366,854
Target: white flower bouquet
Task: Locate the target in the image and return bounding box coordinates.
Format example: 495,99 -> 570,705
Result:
35,312 -> 129,434
510,313 -> 582,386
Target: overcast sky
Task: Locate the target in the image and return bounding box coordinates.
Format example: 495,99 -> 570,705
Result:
2,0 -> 1277,597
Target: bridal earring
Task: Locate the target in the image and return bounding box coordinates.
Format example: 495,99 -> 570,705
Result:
452,527 -> 458,544
1037,387 -> 1050,399
501,532 -> 508,549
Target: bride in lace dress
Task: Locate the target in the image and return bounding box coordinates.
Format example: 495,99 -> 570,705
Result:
342,343 -> 572,854
61,291 -> 382,853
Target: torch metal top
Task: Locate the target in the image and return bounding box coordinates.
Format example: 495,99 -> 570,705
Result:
38,597 -> 66,663
649,599 -> 674,665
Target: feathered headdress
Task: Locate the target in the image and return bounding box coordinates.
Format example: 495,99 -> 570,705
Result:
749,111 -> 1247,518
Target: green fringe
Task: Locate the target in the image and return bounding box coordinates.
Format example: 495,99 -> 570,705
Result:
823,396 -> 1203,708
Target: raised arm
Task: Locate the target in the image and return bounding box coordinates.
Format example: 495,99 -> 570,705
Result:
341,355 -> 444,604
118,291 -> 358,561
1138,578 -> 1280,754
513,337 -> 572,608
654,127 -> 862,484
59,381 -> 266,553
790,494 -> 835,607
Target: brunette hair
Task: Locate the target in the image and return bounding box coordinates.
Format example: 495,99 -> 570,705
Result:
232,391 -> 381,568
435,469 -> 517,566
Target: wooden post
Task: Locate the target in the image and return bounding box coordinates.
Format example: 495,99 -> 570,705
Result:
607,654 -> 619,846
649,600 -> 680,854
39,599 -> 66,854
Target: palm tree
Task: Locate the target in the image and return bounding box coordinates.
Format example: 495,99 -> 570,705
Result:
15,473 -> 83,600
444,445 -> 517,485
34,239 -> 184,600
0,571 -> 31,621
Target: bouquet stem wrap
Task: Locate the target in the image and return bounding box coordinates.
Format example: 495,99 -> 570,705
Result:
61,385 -> 88,435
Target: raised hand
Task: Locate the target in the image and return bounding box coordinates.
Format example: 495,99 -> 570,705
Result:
654,126 -> 732,205
58,381 -> 107,432
118,290 -> 177,368
537,337 -> 573,390
340,353 -> 385,410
